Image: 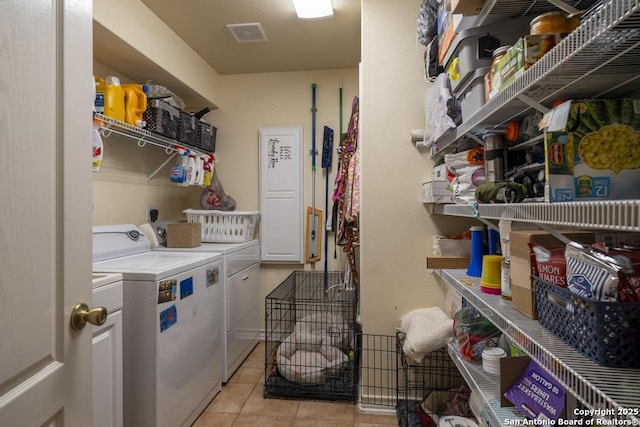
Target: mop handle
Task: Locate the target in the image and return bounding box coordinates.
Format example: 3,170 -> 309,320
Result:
311,83 -> 317,240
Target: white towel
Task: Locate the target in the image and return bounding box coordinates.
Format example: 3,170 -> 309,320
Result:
400,307 -> 454,363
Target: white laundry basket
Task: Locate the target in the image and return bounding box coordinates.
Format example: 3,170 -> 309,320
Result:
184,209 -> 260,243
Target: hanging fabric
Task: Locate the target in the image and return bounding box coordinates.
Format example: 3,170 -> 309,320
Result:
333,96 -> 360,288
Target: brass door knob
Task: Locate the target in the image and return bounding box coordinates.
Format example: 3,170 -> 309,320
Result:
70,303 -> 107,331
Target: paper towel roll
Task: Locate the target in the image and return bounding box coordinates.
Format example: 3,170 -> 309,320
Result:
139,223 -> 160,249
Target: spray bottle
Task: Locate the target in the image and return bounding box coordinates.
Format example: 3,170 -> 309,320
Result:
187,152 -> 197,186
169,146 -> 188,184
195,155 -> 204,186
202,154 -> 214,187
92,117 -> 104,173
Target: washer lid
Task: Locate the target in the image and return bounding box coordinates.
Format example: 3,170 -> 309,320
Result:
93,224 -> 150,262
93,251 -> 221,281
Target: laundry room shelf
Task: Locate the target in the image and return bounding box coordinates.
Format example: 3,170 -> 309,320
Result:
446,340 -> 525,425
95,113 -> 211,156
434,268 -> 640,422
95,113 -> 213,181
429,200 -> 640,232
432,0 -> 640,157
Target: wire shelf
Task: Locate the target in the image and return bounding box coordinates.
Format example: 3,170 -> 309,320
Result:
430,200 -> 640,232
433,0 -> 640,157
446,340 -> 525,426
95,113 -> 213,156
435,269 -> 640,422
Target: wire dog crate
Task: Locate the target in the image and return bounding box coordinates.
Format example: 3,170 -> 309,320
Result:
396,332 -> 471,426
264,271 -> 359,402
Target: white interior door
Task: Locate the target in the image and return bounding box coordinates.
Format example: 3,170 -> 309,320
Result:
259,126 -> 304,263
0,0 -> 94,425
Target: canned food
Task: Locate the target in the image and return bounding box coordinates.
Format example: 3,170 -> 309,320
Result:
530,11 -> 580,35
489,46 -> 510,98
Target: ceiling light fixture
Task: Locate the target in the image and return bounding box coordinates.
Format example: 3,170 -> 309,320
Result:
292,0 -> 334,19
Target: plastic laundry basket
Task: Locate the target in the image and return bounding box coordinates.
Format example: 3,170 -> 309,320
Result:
184,209 -> 260,243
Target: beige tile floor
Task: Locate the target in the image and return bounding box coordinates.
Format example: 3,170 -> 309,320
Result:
193,343 -> 398,427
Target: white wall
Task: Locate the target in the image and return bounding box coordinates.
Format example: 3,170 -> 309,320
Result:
360,0 -> 450,335
209,68 -> 359,320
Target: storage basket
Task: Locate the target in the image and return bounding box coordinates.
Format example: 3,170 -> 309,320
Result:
534,276 -> 640,368
143,99 -> 180,139
184,209 -> 260,243
177,111 -> 198,147
197,121 -> 217,152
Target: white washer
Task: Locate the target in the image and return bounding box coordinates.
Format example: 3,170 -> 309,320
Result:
154,236 -> 261,383
92,225 -> 224,427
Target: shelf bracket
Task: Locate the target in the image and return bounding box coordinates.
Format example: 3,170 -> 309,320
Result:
516,94 -> 550,114
466,133 -> 484,146
476,216 -> 499,232
544,0 -> 579,14
147,152 -> 177,182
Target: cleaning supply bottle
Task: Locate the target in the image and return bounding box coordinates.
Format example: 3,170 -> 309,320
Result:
195,155 -> 204,186
169,147 -> 188,184
202,154 -> 214,187
122,84 -> 147,127
187,152 -> 197,186
92,117 -> 104,173
177,150 -> 191,187
103,76 -> 126,122
94,77 -> 105,114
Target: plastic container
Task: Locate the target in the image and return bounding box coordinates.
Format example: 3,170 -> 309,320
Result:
455,67 -> 489,122
122,85 -> 147,127
143,99 -> 180,139
94,77 -> 105,113
103,76 -> 125,122
467,226 -> 485,277
184,209 -> 260,243
443,18 -> 529,93
534,276 -> 640,368
482,347 -> 506,375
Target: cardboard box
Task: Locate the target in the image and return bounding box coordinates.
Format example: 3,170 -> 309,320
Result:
422,181 -> 455,203
426,256 -> 471,269
451,0 -> 487,15
544,99 -> 640,202
167,223 -> 202,248
509,230 -> 596,319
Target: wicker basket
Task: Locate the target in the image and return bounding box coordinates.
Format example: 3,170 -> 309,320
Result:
184,209 -> 260,243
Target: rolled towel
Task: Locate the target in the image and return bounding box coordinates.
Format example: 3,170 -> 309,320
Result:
400,307 -> 454,363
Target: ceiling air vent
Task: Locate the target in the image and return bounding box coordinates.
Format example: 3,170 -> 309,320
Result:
226,23 -> 268,43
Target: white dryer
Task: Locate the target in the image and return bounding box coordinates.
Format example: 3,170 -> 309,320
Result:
154,237 -> 261,383
92,225 -> 224,427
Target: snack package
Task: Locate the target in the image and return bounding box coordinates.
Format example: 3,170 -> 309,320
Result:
529,244 -> 567,287
453,307 -> 500,362
609,247 -> 640,302
565,242 -> 621,302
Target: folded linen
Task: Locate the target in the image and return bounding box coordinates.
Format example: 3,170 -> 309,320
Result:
400,307 -> 454,363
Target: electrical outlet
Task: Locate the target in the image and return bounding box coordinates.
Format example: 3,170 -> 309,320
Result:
146,205 -> 159,222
